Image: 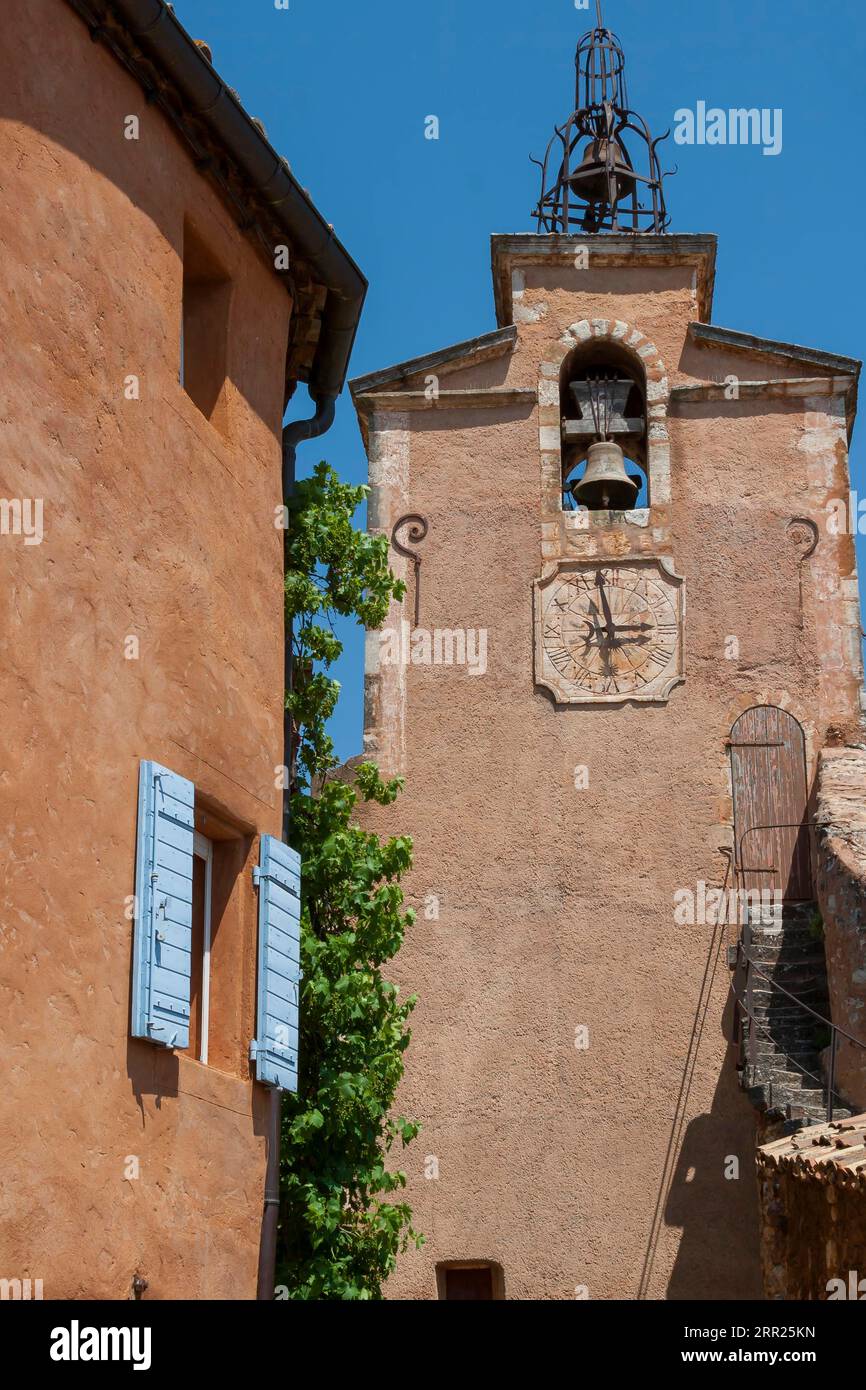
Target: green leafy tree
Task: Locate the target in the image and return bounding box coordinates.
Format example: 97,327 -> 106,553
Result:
277,462 -> 422,1300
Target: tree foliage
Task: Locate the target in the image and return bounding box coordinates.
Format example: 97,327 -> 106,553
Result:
277,462 -> 422,1300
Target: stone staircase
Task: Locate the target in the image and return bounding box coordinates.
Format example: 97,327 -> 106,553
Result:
737,901 -> 852,1130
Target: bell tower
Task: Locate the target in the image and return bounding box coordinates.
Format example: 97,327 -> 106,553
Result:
351,5 -> 863,1300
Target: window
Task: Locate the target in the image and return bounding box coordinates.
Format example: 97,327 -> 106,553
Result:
131,761 -> 300,1092
180,218 -> 232,430
193,805 -> 251,1076
560,341 -> 648,511
187,831 -> 213,1065
436,1262 -> 504,1300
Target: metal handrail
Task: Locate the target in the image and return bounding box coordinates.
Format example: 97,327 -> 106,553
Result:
731,819 -> 866,1122
730,976 -> 838,1105
738,821 -> 811,894
740,949 -> 866,1048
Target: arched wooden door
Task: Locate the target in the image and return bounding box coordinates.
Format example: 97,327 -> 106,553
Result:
729,706 -> 812,900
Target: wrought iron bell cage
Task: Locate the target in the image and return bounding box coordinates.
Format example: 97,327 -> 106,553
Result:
532,5 -> 672,236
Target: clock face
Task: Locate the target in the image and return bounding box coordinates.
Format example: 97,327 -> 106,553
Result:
535,561 -> 684,704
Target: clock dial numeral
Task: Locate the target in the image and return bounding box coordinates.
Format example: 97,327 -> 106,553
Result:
547,645 -> 576,675
648,645 -> 673,667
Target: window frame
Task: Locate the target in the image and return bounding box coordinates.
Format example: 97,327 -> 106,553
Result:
192,830 -> 214,1065
179,217 -> 233,433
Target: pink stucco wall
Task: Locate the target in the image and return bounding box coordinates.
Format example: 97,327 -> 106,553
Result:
355,242 -> 862,1299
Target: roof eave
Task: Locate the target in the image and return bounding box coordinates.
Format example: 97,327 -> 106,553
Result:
65,0 -> 366,399
350,325 -> 518,399
688,321 -> 862,378
689,322 -> 861,442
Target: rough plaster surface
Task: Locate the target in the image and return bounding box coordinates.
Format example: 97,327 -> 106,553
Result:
816,747 -> 866,1111
0,0 -> 290,1298
355,245 -> 863,1299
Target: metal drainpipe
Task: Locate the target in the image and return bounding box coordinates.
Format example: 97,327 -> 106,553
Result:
257,391 -> 337,1301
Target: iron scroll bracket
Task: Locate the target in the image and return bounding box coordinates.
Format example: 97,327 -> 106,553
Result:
391,514 -> 429,627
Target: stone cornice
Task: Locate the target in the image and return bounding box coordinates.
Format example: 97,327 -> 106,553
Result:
672,375 -> 856,402
350,326 -> 517,398
354,387 -> 536,414
672,373 -> 859,441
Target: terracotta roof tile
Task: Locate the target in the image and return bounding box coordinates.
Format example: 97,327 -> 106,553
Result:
758,1113 -> 866,1184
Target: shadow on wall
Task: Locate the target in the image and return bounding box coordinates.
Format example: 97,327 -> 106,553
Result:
663,1050 -> 763,1300
637,906 -> 763,1300
127,1039 -> 179,1125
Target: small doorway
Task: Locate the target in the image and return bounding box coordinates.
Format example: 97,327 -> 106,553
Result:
436,1262 -> 504,1300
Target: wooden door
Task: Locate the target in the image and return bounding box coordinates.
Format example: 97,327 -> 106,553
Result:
443,1267 -> 494,1300
729,706 -> 812,900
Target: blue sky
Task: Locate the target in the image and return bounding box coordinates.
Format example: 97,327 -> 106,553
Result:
175,0 -> 866,760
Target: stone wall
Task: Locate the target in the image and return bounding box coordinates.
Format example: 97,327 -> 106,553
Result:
758,1114 -> 866,1300
815,745 -> 866,1111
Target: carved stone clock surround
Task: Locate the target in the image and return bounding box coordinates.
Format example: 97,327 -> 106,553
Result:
534,556 -> 685,706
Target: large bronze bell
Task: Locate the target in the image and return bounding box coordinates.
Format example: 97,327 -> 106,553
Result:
571,440 -> 640,511
566,137 -> 637,204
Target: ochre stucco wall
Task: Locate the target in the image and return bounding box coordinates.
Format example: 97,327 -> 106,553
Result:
0,0 -> 290,1298
356,251 -> 862,1298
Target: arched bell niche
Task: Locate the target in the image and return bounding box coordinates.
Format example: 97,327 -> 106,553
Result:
559,338 -> 648,510
537,318 -> 671,525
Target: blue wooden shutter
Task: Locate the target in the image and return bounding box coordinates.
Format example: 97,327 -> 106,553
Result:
131,761 -> 194,1049
251,835 -> 301,1091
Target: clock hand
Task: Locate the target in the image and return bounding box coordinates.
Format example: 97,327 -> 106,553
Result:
595,573 -> 615,635
594,584 -> 624,685
597,638 -> 617,684
581,625 -> 619,661
586,599 -> 606,642
590,611 -> 616,671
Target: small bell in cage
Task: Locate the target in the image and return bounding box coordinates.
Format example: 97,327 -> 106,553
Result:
566,136 -> 637,206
